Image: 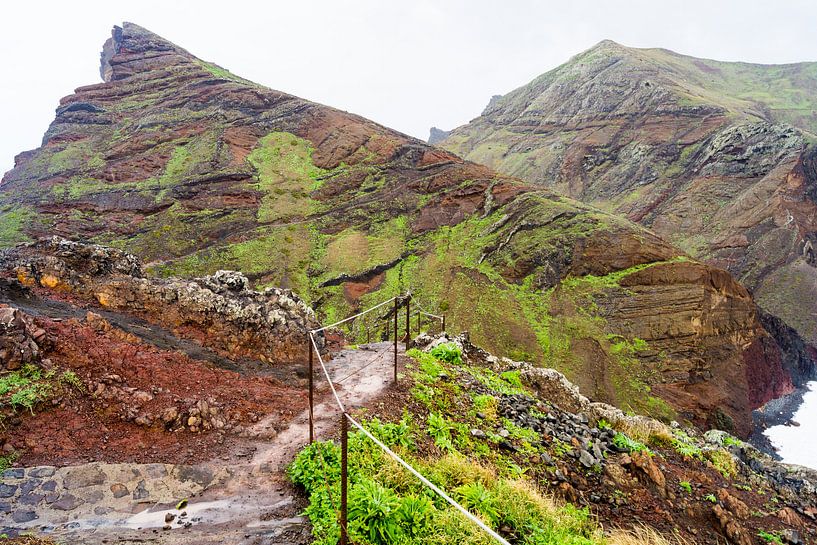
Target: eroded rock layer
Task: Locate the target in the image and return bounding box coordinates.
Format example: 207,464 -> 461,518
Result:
3,237 -> 320,364
0,23 -> 802,434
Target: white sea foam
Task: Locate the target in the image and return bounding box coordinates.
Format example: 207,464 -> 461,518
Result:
765,381 -> 817,470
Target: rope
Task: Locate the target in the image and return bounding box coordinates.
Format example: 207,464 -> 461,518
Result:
311,296 -> 399,333
409,293 -> 444,322
310,332 -> 346,413
345,414 -> 512,545
308,292 -> 505,545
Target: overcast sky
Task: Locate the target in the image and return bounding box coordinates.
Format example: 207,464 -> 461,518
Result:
2,0 -> 816,174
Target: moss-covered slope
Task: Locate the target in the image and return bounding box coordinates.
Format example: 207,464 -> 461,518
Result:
0,24 -> 794,434
439,40 -> 817,350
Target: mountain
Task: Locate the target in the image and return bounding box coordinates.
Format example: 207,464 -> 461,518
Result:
438,40 -> 817,356
0,24 -> 805,435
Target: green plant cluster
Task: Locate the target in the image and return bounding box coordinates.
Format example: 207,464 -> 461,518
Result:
289,426 -> 600,545
0,365 -> 84,423
289,348 -> 606,545
611,432 -> 651,455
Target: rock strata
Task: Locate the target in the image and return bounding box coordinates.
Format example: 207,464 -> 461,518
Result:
5,237 -> 322,364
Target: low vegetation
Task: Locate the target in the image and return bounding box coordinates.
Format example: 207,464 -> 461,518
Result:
289,344 -> 706,545
0,365 -> 83,425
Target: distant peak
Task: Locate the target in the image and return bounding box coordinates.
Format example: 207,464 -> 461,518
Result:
99,22 -> 192,82
585,39 -> 631,54
428,127 -> 451,145
594,39 -> 623,48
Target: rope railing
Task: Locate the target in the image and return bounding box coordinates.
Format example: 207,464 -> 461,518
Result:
311,295 -> 400,334
303,293 -> 510,545
346,414 -> 512,545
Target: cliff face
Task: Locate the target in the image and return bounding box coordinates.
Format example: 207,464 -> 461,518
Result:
0,24 -> 797,434
440,40 -> 817,355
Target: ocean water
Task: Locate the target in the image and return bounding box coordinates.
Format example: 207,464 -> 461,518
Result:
764,381 -> 817,470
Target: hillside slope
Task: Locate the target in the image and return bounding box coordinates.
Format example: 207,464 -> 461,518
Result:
440,40 -> 817,351
0,24 -> 802,435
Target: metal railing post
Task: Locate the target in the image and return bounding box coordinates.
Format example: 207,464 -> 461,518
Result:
405,295 -> 411,349
393,297 -> 398,383
308,333 -> 314,444
340,413 -> 349,545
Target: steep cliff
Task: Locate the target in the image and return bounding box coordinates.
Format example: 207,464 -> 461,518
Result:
0,24 -> 797,434
440,41 -> 817,357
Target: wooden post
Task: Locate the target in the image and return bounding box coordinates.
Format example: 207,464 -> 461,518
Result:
308,333 -> 314,444
417,309 -> 421,336
393,298 -> 398,383
405,295 -> 411,349
442,314 -> 446,333
340,413 -> 348,545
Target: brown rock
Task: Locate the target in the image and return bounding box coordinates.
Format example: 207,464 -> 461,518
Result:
776,506 -> 807,529
712,504 -> 753,545
110,483 -> 129,498
631,450 -> 666,497
63,465 -> 106,489
716,488 -> 750,520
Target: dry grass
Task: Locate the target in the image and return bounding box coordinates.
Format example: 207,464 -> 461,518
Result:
0,536 -> 60,545
608,525 -> 694,545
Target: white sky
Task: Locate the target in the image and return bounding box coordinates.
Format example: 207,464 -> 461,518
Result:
2,0 -> 816,174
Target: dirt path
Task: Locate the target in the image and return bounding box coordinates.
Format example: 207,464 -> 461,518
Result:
1,341 -> 404,544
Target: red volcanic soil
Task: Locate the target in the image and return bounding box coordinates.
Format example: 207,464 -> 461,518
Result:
3,314 -> 307,467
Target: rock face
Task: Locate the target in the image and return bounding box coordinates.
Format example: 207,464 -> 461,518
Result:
5,237 -> 321,364
0,24 -> 800,432
439,40 -> 817,355
0,304 -> 49,371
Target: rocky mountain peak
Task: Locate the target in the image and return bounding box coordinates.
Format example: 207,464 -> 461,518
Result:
100,22 -> 194,82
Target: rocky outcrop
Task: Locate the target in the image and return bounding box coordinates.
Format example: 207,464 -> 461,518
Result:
5,237 -> 321,364
0,305 -> 50,371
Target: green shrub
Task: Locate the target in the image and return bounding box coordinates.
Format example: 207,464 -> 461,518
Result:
366,415 -> 414,450
612,432 -> 650,454
671,431 -> 703,460
0,452 -> 18,473
455,481 -> 498,525
429,343 -> 463,366
59,370 -> 85,391
0,364 -> 53,414
348,479 -> 402,544
427,413 -> 454,452
705,448 -> 737,479
397,495 -> 435,537
758,530 -> 784,544
472,394 -> 498,421
499,370 -> 523,388
287,440 -> 341,492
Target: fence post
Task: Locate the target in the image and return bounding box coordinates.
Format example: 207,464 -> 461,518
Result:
405,295 -> 411,349
393,298 -> 398,383
308,333 -> 314,444
442,314 -> 446,333
340,413 -> 349,545
417,309 -> 421,336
